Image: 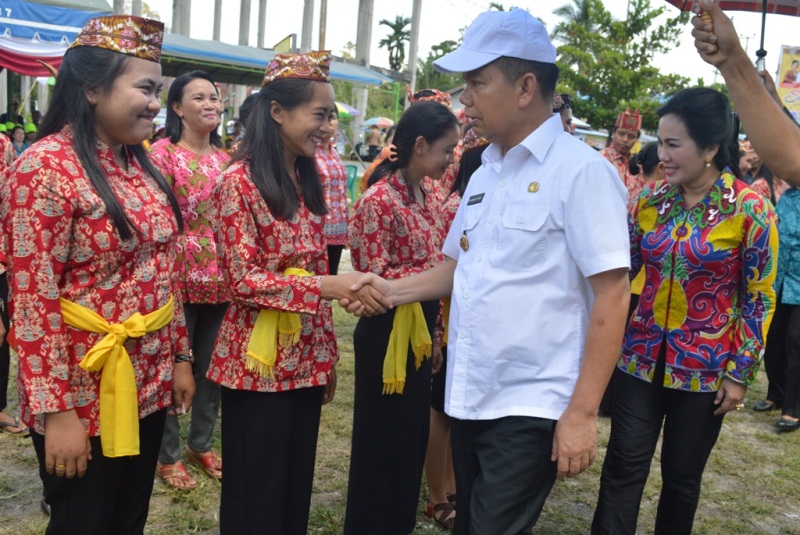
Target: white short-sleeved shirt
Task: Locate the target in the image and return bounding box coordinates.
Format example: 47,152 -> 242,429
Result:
442,114 -> 629,421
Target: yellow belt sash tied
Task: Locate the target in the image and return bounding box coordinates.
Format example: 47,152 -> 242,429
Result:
60,296 -> 175,458
246,268 -> 312,378
383,303 -> 432,395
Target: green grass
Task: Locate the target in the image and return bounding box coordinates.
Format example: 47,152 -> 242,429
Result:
2,306 -> 800,534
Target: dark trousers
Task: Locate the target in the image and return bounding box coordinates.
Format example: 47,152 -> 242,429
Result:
344,301 -> 437,535
31,409 -> 167,535
592,368 -> 724,535
220,386 -> 323,535
450,416 -> 558,535
0,273 -> 9,413
762,299 -> 800,417
327,244 -> 344,276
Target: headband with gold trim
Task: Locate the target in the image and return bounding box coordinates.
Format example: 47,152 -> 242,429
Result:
406,87 -> 452,109
262,50 -> 331,87
68,15 -> 164,63
615,108 -> 642,132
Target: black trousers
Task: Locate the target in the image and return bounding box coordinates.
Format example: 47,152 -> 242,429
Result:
327,244 -> 344,276
344,300 -> 437,535
220,385 -> 323,535
0,273 -> 9,413
31,409 -> 167,535
592,365 -> 725,535
450,415 -> 558,535
762,299 -> 800,417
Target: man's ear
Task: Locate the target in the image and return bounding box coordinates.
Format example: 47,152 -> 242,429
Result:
517,72 -> 537,109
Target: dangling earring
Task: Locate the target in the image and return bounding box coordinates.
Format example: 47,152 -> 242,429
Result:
705,158 -> 712,168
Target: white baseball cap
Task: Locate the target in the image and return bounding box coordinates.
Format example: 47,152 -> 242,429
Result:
433,8 -> 557,74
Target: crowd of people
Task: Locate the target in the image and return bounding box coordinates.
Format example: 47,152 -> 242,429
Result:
0,1 -> 799,533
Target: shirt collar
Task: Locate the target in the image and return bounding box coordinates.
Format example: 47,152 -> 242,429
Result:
481,114 -> 563,170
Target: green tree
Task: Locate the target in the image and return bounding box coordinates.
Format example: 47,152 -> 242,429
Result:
488,2 -> 506,10
415,39 -> 463,92
552,0 -> 597,41
554,0 -> 690,132
379,15 -> 411,72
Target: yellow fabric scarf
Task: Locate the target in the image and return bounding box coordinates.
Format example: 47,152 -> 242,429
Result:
383,302 -> 432,395
60,296 -> 175,458
442,298 -> 451,345
246,268 -> 312,378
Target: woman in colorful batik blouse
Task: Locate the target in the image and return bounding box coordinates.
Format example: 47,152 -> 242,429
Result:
149,70 -> 229,491
0,16 -> 193,533
345,100 -> 460,535
314,112 -> 348,275
208,51 -> 385,534
593,87 -> 778,535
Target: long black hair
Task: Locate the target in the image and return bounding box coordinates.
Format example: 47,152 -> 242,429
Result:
657,87 -> 741,179
368,100 -> 459,188
232,78 -> 327,219
165,70 -> 222,148
37,47 -> 182,240
628,142 -> 660,177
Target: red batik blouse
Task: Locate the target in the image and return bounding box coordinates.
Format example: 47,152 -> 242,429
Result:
0,126 -> 189,436
314,143 -> 348,246
602,146 -> 645,211
207,161 -> 337,392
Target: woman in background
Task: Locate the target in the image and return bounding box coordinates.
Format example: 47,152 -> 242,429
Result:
315,113 -> 348,275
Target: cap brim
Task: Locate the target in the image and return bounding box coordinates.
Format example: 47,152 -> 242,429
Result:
433,47 -> 501,74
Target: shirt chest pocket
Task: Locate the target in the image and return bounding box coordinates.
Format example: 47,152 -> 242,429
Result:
492,202 -> 550,271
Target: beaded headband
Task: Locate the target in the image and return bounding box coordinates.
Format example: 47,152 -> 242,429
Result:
262,50 -> 331,87
68,15 -> 164,63
615,108 -> 642,131
406,87 -> 452,109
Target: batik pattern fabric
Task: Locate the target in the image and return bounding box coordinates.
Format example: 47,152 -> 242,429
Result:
750,176 -> 790,205
0,126 -> 189,436
602,146 -> 645,211
774,187 -> 800,306
620,171 -> 778,393
207,161 -> 337,392
148,139 -> 231,304
1,135 -> 14,172
69,15 -> 164,62
349,172 -> 446,345
314,143 -> 348,246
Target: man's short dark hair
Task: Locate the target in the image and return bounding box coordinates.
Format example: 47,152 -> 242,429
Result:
492,57 -> 559,101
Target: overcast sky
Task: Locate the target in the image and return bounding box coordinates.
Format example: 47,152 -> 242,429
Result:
147,0 -> 799,86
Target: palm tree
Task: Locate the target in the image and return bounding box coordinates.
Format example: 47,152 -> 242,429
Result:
552,0 -> 597,41
379,15 -> 411,72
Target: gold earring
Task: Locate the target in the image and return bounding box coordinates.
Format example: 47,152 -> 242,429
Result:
705,159 -> 711,168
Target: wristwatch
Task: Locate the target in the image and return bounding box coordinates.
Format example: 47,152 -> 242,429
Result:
175,349 -> 194,365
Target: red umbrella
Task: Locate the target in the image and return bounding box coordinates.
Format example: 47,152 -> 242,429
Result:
665,1 -> 800,65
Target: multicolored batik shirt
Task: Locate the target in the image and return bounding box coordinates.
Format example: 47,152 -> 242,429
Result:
620,170 -> 778,393
148,139 -> 231,304
0,126 -> 189,435
207,161 -> 337,392
774,187 -> 800,305
314,143 -> 348,246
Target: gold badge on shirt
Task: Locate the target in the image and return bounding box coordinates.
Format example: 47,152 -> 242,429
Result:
528,182 -> 540,193
459,231 -> 469,252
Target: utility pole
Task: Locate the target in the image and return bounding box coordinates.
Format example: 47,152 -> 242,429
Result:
182,0 -> 191,36
171,0 -> 181,34
301,0 -> 314,53
131,0 -> 142,16
257,0 -> 267,48
113,0 -> 124,14
213,0 -> 222,40
319,0 -> 327,51
353,0 -> 374,148
406,0 -> 422,100
239,0 -> 251,46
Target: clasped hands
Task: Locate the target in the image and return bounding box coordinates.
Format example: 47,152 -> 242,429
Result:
332,272 -> 393,317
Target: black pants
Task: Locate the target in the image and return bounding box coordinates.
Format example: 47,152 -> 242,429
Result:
344,300 -> 437,535
327,244 -> 344,276
0,273 -> 9,413
592,366 -> 725,535
762,299 -> 800,417
31,409 -> 167,535
450,415 -> 557,535
220,385 -> 323,535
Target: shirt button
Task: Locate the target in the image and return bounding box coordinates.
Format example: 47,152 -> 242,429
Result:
478,254 -> 483,262
517,217 -> 524,224
500,180 -> 508,188
464,291 -> 470,299
459,331 -> 466,339
488,216 -> 496,224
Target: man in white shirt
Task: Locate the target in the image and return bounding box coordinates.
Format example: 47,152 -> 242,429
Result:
345,8 -> 630,533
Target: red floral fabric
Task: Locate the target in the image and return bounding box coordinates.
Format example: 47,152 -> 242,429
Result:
148,139 -> 231,304
315,143 -> 348,246
602,146 -> 645,211
207,161 -> 337,392
0,126 -> 189,436
750,176 -> 790,205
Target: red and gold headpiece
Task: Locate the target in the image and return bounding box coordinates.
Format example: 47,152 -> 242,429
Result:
462,128 -> 489,156
739,140 -> 755,154
615,108 -> 642,131
406,87 -> 452,109
68,15 -> 164,63
262,50 -> 331,87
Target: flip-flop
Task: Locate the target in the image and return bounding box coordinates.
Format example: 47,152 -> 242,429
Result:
156,461 -> 198,490
0,416 -> 30,437
185,446 -> 222,480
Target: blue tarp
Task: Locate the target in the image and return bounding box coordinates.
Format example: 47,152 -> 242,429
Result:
0,0 -> 110,43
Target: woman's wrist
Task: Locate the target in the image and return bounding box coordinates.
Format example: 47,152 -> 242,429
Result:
175,350 -> 194,365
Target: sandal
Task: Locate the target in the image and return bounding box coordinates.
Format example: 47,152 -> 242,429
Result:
156,460 -> 197,490
425,501 -> 456,530
447,493 -> 457,509
185,446 -> 222,480
0,415 -> 30,437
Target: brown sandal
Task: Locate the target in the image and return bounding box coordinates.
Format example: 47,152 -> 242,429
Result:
425,501 -> 456,530
184,446 -> 222,479
156,460 -> 197,490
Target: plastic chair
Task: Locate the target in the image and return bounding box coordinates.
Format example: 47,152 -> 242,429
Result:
345,164 -> 358,202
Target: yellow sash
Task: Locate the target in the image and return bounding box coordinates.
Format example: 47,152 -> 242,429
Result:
246,268 -> 312,378
383,303 -> 432,395
60,296 -> 175,458
442,298 -> 451,345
